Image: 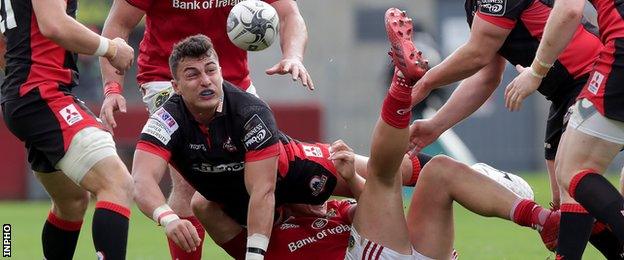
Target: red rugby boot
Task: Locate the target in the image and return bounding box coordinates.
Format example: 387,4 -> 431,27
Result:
385,8 -> 428,84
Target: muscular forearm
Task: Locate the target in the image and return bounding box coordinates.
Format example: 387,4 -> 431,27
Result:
99,25 -> 130,86
534,0 -> 584,65
279,12 -> 307,60
134,177 -> 168,219
420,43 -> 492,91
346,173 -> 365,200
246,191 -> 275,238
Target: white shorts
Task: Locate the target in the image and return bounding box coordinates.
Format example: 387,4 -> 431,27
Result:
55,127 -> 117,184
568,99 -> 624,145
141,81 -> 258,114
345,227 -> 433,260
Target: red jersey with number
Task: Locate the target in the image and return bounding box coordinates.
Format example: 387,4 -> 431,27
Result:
125,0 -> 276,89
265,199 -> 355,260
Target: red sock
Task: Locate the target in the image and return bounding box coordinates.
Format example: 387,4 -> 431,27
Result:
167,216 -> 205,260
406,155 -> 421,186
511,199 -> 550,228
381,73 -> 412,128
219,229 -> 247,260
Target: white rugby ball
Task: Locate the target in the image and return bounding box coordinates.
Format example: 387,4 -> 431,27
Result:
227,1 -> 279,51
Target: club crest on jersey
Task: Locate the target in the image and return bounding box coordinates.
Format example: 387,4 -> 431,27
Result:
302,144 -> 323,157
243,114 -> 273,150
309,175 -> 328,197
311,218 -> 329,230
588,71 -> 604,95
348,235 -> 355,251
153,90 -> 171,109
223,137 -> 237,152
478,0 -> 506,16
59,104 -> 83,126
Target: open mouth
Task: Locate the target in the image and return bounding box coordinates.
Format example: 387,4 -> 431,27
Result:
199,89 -> 215,99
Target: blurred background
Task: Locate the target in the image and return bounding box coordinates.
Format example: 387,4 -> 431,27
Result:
0,0 -> 620,200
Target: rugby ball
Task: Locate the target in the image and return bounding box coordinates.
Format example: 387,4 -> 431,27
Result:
227,0 -> 279,51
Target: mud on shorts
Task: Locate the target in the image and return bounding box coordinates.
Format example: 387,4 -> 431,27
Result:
1,86 -> 117,184
141,81 -> 258,114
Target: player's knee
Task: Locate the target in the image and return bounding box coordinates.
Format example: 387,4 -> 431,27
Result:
421,155 -> 462,183
54,191 -> 90,217
191,194 -> 216,217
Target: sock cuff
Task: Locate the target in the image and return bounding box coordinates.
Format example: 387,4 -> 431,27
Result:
560,203 -> 588,213
569,169 -> 598,199
47,211 -> 83,231
511,199 -> 536,227
95,201 -> 131,219
406,155 -> 422,186
381,96 -> 411,129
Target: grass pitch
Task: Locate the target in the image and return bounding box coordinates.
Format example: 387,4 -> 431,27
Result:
0,173 -> 614,259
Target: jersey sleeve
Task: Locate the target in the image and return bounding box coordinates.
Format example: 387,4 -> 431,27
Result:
240,105 -> 281,162
137,107 -> 179,162
329,199 -> 357,224
476,0 -> 527,29
125,0 -> 152,11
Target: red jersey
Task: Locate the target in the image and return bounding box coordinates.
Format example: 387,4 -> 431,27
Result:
266,199 -> 355,260
125,0 -> 277,89
590,0 -> 624,42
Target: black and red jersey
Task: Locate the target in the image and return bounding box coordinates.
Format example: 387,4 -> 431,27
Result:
137,82 -> 338,224
0,0 -> 79,104
589,0 -> 624,42
465,0 -> 601,99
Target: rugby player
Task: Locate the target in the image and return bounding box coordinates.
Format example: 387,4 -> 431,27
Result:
99,0 -> 311,258
131,34 -> 428,260
0,0 -> 135,259
505,0 -> 624,258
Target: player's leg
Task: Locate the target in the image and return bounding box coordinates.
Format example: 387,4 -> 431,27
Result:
555,100 -> 624,259
407,155 -> 559,258
167,168 -> 204,260
191,192 -> 245,260
35,171 -> 89,260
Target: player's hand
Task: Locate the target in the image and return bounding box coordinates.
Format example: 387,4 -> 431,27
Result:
504,65 -> 541,112
99,93 -> 127,136
266,57 -> 314,91
108,38 -> 134,75
165,219 -> 202,253
408,119 -> 442,154
328,140 -> 355,181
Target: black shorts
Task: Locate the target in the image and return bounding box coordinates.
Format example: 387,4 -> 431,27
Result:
1,87 -> 102,173
221,142 -> 338,225
544,75 -> 586,160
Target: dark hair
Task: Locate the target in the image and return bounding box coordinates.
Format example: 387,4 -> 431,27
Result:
169,34 -> 219,79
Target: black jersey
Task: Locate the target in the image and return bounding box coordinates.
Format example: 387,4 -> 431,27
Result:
137,82 -> 338,224
464,0 -> 601,99
0,0 -> 79,104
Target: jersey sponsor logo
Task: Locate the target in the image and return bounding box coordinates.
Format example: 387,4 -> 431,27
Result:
172,0 -> 245,10
302,144 -> 323,158
348,235 -> 355,252
243,114 -> 273,150
309,175 -> 328,197
279,223 -> 300,230
142,118 -> 173,145
478,0 -> 506,16
154,108 -> 179,133
287,223 -> 351,252
192,161 -> 244,173
59,104 -> 83,126
189,143 -> 207,151
588,71 -> 604,95
153,90 -> 172,109
396,108 -> 411,115
311,218 -> 329,229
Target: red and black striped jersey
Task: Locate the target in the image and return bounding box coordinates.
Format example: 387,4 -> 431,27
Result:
465,0 -> 602,99
0,0 -> 79,104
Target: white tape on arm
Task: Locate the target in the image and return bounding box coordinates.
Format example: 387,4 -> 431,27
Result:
93,36 -> 109,57
246,233 -> 269,260
152,204 -> 180,227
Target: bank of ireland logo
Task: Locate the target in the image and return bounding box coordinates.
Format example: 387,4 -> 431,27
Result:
311,218 -> 329,229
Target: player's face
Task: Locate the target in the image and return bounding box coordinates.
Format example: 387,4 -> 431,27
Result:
173,54 -> 224,112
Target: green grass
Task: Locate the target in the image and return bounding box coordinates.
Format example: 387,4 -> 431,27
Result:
0,173 -> 617,259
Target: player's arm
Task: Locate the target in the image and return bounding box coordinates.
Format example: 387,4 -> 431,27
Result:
504,0 -> 584,111
329,140 -> 365,199
133,139 -> 201,252
244,156 -> 278,260
31,0 -> 133,71
98,0 -> 145,133
415,15 -> 511,93
419,55 -> 506,136
267,0 -> 313,89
